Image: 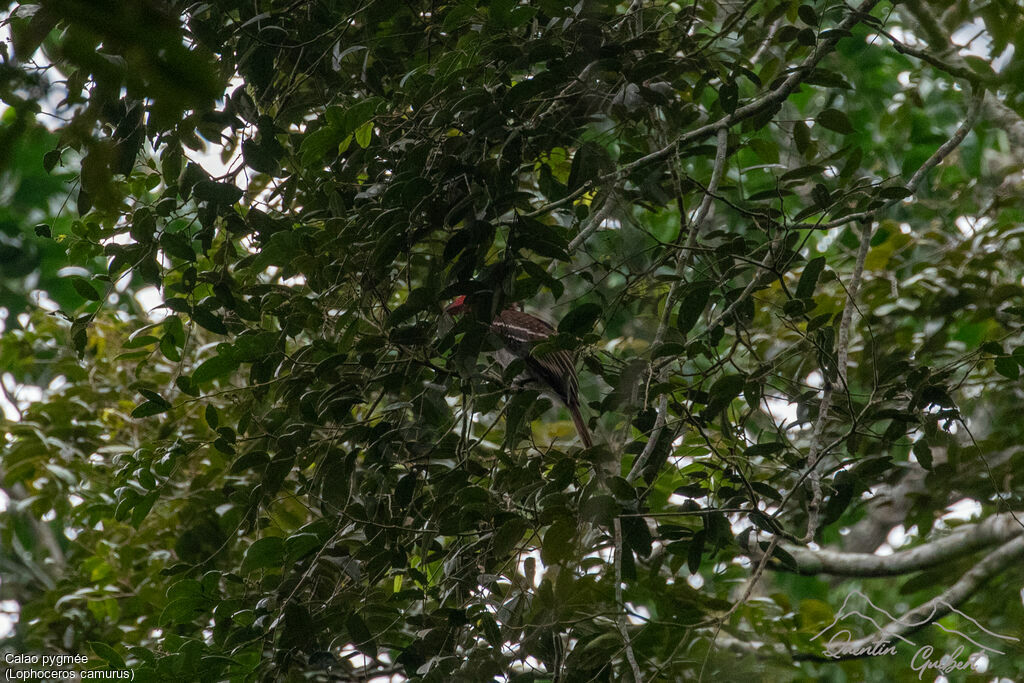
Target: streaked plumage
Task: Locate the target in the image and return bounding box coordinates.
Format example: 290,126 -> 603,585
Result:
447,297 -> 593,448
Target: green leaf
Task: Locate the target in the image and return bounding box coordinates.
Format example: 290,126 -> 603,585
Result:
159,333 -> 182,362
816,108 -> 854,135
557,303 -> 603,335
123,334 -> 158,349
132,401 -> 169,418
346,613 -> 378,658
705,373 -> 746,415
567,141 -> 611,192
607,476 -> 636,501
995,355 -> 1019,379
878,185 -> 913,200
284,533 -> 321,563
797,4 -> 819,25
192,354 -> 239,384
354,120 -> 373,148
131,491 -> 159,528
138,388 -> 171,409
280,603 -> 316,651
795,256 -> 826,300
744,442 -> 784,458
511,217 -> 570,261
580,494 -> 618,525
770,545 -> 800,572
687,529 -> 705,574
479,613 -> 502,648
191,308 -> 228,335
540,519 -> 576,565
677,282 -> 714,335
90,642 -> 125,668
233,331 -> 278,361
621,516 -> 653,557
494,518 -> 529,556
912,439 -> 932,469
193,180 -> 243,204
300,126 -> 341,164
72,277 -> 102,301
718,81 -> 738,113
159,231 -> 196,261
241,536 -> 285,573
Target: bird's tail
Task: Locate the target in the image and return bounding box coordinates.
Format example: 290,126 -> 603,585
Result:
569,403 -> 593,449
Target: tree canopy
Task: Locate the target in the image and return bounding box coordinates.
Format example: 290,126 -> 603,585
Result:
2,0 -> 1024,680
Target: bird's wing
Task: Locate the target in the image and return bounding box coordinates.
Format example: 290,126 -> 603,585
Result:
491,309 -> 553,343
491,309 -> 579,406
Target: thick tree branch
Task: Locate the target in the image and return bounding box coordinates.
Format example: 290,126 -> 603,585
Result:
900,0 -> 955,50
837,534 -> 1024,655
744,511 -> 1024,576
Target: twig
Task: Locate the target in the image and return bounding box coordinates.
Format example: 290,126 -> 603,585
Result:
626,127 -> 729,485
874,26 -> 998,84
614,518 -> 643,681
550,192 -> 619,273
836,220 -> 873,388
799,88 -> 985,232
524,0 -> 881,220
907,90 -> 984,193
697,536 -> 779,682
704,239 -> 784,332
798,88 -> 984,542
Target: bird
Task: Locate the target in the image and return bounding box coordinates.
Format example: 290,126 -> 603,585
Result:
445,295 -> 593,448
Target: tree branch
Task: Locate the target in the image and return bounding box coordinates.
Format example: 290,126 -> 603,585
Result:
525,0 -> 881,220
554,192 -> 618,269
874,26 -> 999,85
836,534 -> 1024,655
797,88 -> 985,231
626,127 -> 728,485
743,511 -> 1024,576
791,88 -> 983,541
614,518 -> 643,681
614,0 -> 881,180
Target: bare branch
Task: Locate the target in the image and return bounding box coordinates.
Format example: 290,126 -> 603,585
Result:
553,193 -> 618,271
874,26 -> 999,84
743,511 -> 1024,576
837,535 -> 1024,655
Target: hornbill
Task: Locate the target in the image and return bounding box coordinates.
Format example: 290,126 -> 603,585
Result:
446,295 -> 593,448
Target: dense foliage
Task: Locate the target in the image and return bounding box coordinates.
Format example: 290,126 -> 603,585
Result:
2,0 -> 1024,680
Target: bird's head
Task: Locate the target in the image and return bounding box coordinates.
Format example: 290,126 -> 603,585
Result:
446,296 -> 522,316
445,295 -> 470,315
